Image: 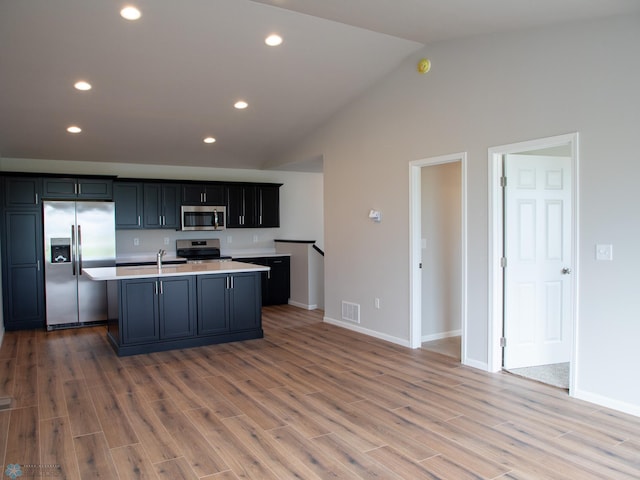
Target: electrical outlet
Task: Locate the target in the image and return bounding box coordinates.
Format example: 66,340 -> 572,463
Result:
164,237 -> 170,245
133,238 -> 139,246
374,297 -> 381,309
253,234 -> 259,243
227,236 -> 232,244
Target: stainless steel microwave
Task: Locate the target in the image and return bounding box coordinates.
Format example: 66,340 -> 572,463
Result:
181,205 -> 226,231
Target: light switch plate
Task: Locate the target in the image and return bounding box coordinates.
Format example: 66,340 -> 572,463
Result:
596,244 -> 613,261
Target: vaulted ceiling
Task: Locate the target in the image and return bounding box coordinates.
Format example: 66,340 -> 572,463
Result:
1,0 -> 638,172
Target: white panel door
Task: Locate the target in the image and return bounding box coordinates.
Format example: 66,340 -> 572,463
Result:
504,154 -> 572,369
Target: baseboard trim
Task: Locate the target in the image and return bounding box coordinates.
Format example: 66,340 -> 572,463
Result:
421,329 -> 461,343
573,388 -> 640,418
288,300 -> 317,310
463,357 -> 489,371
323,316 -> 411,348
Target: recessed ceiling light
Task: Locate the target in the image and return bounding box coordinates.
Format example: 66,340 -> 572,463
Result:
234,100 -> 248,110
67,125 -> 82,134
74,80 -> 92,91
203,137 -> 216,144
120,6 -> 141,20
265,34 -> 283,47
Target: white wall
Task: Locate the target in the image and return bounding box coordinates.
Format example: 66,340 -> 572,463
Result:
421,162 -> 461,339
274,14 -> 640,414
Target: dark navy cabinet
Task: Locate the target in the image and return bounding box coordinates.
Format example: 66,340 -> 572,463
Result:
117,275 -> 196,347
239,256 -> 290,305
107,272 -> 261,355
113,182 -> 143,229
43,177 -> 113,199
143,183 -> 180,229
1,176 -> 46,330
182,184 -> 225,205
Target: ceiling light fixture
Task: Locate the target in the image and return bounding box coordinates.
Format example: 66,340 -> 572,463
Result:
67,125 -> 82,134
234,100 -> 248,110
74,80 -> 92,91
203,137 -> 216,144
265,34 -> 283,47
120,6 -> 142,20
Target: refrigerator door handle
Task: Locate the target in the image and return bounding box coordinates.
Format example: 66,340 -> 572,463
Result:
71,225 -> 76,276
78,225 -> 83,275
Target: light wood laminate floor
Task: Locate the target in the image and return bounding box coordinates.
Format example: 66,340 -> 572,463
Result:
1,305 -> 639,479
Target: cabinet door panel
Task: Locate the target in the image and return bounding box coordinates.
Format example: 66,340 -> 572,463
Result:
230,273 -> 260,330
266,257 -> 290,305
8,266 -> 44,322
161,184 -> 180,228
43,178 -> 77,198
114,183 -> 143,229
143,184 -> 162,228
2,210 -> 45,328
197,275 -> 229,334
160,276 -> 195,339
4,177 -> 41,207
258,186 -> 280,227
121,279 -> 159,343
78,179 -> 112,199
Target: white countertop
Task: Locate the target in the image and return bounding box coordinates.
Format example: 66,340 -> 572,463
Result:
83,261 -> 269,281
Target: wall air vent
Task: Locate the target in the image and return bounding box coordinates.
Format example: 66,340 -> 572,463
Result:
341,301 -> 360,324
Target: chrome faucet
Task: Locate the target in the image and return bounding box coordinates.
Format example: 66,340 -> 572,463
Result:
157,249 -> 166,269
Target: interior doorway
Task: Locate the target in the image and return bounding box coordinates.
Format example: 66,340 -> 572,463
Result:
409,153 -> 467,364
488,133 -> 579,392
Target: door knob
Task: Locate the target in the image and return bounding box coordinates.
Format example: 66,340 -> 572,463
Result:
561,267 -> 572,275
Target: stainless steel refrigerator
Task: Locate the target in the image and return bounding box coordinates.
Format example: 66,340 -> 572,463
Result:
43,201 -> 116,329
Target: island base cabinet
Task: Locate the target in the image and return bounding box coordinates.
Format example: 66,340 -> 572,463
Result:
107,272 -> 262,356
197,272 -> 262,334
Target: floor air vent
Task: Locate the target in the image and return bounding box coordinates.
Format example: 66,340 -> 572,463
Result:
341,301 -> 360,324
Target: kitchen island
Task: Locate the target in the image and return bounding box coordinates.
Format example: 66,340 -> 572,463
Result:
84,261 -> 269,356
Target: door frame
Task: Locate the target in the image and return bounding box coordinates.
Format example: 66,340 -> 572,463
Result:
409,153 -> 468,364
487,133 -> 579,393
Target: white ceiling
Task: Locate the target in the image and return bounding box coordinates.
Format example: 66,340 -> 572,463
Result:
1,0 -> 638,173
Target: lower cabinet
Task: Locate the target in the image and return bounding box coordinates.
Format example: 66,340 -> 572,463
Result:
1,209 -> 46,330
239,256 -> 290,305
107,272 -> 262,355
119,276 -> 196,345
197,272 -> 261,334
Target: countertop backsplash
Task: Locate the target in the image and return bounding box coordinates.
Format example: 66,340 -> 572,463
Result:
116,229 -> 284,261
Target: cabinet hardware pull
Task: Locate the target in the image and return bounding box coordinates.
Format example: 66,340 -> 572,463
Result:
35,193 -> 39,205
160,281 -> 163,295
203,192 -> 207,203
37,260 -> 40,271
138,215 -> 141,226
154,281 -> 158,295
78,183 -> 82,195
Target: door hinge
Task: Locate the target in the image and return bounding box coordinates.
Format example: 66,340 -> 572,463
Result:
500,176 -> 507,187
500,337 -> 506,348
500,257 -> 507,268
419,262 -> 422,269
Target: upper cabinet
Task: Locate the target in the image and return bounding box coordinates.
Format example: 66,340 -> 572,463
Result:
257,185 -> 280,228
182,184 -> 225,206
143,183 -> 180,229
3,176 -> 42,208
43,177 -> 113,200
113,182 -> 143,229
227,183 -> 281,228
226,184 -> 256,228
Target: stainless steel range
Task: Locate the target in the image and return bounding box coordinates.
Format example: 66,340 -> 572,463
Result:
176,238 -> 231,263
